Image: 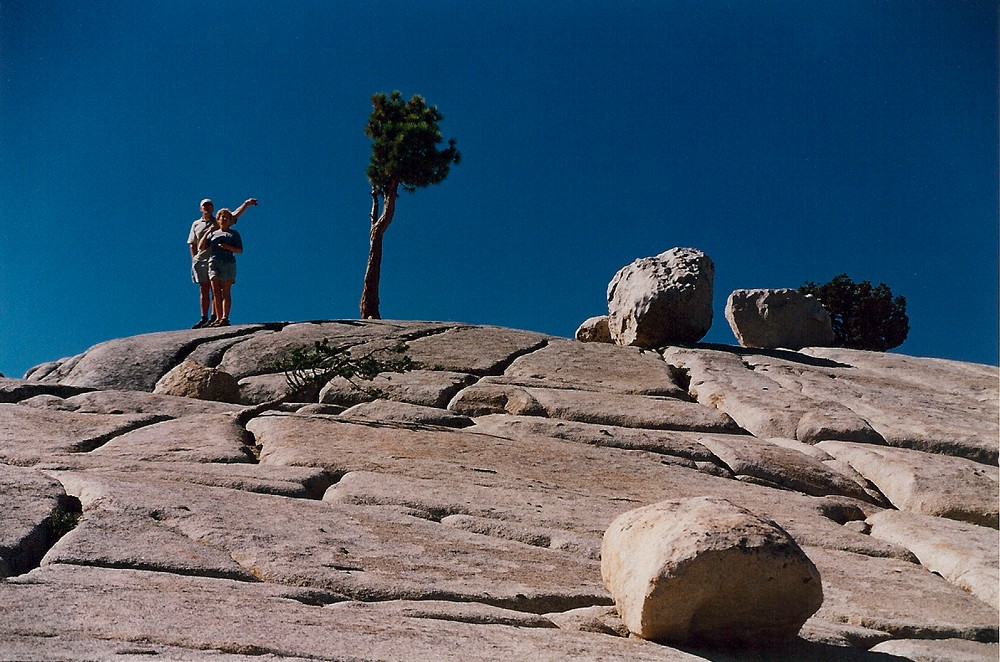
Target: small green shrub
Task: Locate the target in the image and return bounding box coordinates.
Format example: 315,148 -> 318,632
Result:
272,339 -> 413,399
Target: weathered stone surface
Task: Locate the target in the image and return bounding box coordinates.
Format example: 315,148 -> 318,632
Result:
250,412 -> 909,560
788,347 -> 998,464
470,415 -> 724,466
502,338 -> 687,397
607,247 -> 714,347
153,360 -> 242,403
36,458 -> 333,499
0,404 -> 162,464
575,315 -> 612,343
806,546 -> 998,642
5,319 -> 996,659
869,638 -> 1000,661
238,371 -> 296,404
0,564 -> 715,661
218,320 -> 447,381
601,497 -> 823,645
405,325 -> 550,374
49,469 -> 607,612
452,382 -> 742,433
28,389 -> 244,418
0,464 -> 69,577
29,326 -> 267,391
817,441 -> 999,528
663,346 -> 884,443
695,435 -> 882,503
725,288 -> 835,350
87,413 -> 253,463
340,400 -> 474,428
867,510 -> 999,608
319,369 -> 477,408
0,377 -> 92,403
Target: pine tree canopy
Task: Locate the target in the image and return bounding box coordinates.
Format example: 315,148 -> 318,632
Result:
366,91 -> 461,195
799,273 -> 910,352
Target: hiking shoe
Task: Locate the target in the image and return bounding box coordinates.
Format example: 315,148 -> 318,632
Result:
216,318 -> 231,327
192,318 -> 209,329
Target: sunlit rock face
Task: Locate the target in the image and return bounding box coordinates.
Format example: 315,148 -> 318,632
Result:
1,320 -> 997,660
607,247 -> 715,348
725,288 -> 836,350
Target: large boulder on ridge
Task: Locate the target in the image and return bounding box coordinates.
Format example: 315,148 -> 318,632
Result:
725,288 -> 835,350
601,496 -> 823,646
606,247 -> 714,348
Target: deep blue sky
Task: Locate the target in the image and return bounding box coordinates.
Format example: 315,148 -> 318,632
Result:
1,1 -> 997,377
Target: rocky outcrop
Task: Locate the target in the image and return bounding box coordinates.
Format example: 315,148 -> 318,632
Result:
601,497 -> 823,645
607,247 -> 714,348
153,360 -> 242,404
725,288 -> 835,350
575,315 -> 612,343
1,319 -> 996,660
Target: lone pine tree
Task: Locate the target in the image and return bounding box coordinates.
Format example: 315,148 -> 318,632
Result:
799,273 -> 909,352
360,91 -> 461,319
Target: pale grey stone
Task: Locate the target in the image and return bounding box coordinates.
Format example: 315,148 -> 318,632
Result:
404,325 -> 551,374
867,510 -> 999,608
502,338 -> 687,397
607,247 -> 714,347
87,412 -> 254,463
0,377 -> 92,403
0,403 -> 162,463
470,414 -> 723,465
663,346 -> 883,443
869,638 -> 1000,662
725,288 -> 835,350
818,441 -> 999,528
341,400 -> 474,428
806,546 -> 999,642
0,565 -> 708,661
452,382 -> 742,433
695,435 -> 882,504
0,464 -> 69,577
153,360 -> 242,404
575,315 -> 612,343
546,605 -> 630,637
61,389 -> 244,417
238,372 -> 297,404
320,369 -> 477,408
601,497 -> 822,645
33,326 -> 267,391
791,347 -> 998,464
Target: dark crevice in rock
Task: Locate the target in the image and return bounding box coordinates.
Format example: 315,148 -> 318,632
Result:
172,323 -> 288,370
73,415 -> 172,453
490,338 -> 551,377
348,590 -> 614,616
49,559 -> 262,583
2,494 -> 82,578
678,342 -> 853,369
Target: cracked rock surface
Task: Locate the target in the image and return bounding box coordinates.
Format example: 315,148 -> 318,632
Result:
1,320 -> 997,661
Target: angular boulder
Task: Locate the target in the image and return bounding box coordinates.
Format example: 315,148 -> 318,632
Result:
153,361 -> 242,404
601,496 -> 822,646
725,288 -> 835,350
575,316 -> 612,343
606,247 -> 714,348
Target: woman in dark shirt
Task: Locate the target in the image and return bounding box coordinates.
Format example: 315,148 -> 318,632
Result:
198,208 -> 243,327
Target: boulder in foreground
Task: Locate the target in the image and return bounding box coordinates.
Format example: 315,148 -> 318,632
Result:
601,496 -> 823,647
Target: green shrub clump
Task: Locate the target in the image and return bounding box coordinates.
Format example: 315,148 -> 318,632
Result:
799,274 -> 909,352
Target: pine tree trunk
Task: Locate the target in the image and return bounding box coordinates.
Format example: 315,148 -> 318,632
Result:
360,184 -> 397,319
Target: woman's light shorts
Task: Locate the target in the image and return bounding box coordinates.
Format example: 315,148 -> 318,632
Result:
208,258 -> 237,283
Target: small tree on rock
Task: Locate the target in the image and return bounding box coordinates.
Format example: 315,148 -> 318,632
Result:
360,91 -> 461,319
798,274 -> 909,352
